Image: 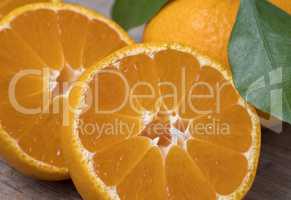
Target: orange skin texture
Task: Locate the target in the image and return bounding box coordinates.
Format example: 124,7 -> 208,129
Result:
143,0 -> 291,71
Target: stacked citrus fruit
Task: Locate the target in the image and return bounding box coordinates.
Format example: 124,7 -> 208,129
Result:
0,1 -> 261,200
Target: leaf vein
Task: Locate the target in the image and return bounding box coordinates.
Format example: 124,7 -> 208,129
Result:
252,2 -> 278,70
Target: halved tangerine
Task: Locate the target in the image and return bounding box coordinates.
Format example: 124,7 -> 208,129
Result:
0,2 -> 133,180
0,0 -> 60,19
63,43 -> 261,200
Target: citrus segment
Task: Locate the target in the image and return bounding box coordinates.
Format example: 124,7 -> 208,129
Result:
83,20 -> 128,68
179,66 -> 239,119
117,147 -> 167,200
0,29 -> 45,76
0,0 -> 57,19
93,137 -> 151,186
58,10 -> 89,69
118,54 -> 160,112
0,103 -> 38,139
166,146 -> 216,200
63,44 -> 261,199
154,49 -> 200,111
0,3 -> 133,179
11,9 -> 64,69
18,109 -> 64,167
79,113 -> 142,153
187,139 -> 248,195
189,105 -> 253,152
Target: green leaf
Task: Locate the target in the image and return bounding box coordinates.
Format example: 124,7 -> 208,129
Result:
112,0 -> 167,30
229,0 -> 291,123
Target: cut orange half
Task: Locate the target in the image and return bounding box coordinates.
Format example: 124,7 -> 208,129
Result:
0,2 -> 133,180
63,43 -> 261,200
0,0 -> 60,19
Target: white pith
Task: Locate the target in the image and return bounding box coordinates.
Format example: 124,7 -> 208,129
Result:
0,2 -> 133,179
70,44 -> 261,200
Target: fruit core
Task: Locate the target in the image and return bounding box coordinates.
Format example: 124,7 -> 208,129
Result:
140,111 -> 190,150
51,66 -> 84,98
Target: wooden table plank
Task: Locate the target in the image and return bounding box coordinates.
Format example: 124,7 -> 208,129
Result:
246,124 -> 291,200
0,159 -> 80,199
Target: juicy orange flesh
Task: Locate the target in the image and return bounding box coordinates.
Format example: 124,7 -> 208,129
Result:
78,49 -> 253,198
0,8 -> 128,167
0,0 -> 51,18
166,146 -> 216,200
118,147 -> 167,200
187,139 -> 248,195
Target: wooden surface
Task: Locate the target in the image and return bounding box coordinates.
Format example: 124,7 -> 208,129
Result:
247,124 -> 291,200
1,124 -> 291,199
0,1 -> 290,199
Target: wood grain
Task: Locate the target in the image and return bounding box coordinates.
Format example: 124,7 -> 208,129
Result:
246,124 -> 291,200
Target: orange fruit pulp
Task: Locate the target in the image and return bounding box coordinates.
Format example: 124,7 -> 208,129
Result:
0,2 -> 133,180
63,43 -> 261,200
0,0 -> 60,18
